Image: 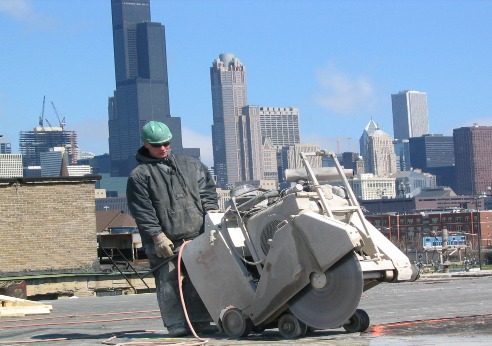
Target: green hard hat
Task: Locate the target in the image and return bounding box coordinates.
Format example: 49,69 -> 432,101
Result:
140,121 -> 173,144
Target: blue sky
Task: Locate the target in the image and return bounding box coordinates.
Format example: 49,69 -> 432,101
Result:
1,0 -> 491,167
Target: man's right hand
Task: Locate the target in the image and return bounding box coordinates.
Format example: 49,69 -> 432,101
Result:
152,233 -> 174,258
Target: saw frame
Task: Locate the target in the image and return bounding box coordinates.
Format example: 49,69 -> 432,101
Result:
182,150 -> 419,339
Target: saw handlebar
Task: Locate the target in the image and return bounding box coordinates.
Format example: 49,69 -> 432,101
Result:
236,190 -> 279,212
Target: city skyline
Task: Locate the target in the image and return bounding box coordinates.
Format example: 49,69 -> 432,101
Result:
1,0 -> 492,168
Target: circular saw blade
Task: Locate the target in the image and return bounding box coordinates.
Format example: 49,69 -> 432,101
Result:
288,252 -> 363,330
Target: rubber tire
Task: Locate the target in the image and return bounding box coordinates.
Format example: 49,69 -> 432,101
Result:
221,308 -> 253,339
278,313 -> 308,339
343,309 -> 370,333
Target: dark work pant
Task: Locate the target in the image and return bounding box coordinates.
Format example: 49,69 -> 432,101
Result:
148,253 -> 212,328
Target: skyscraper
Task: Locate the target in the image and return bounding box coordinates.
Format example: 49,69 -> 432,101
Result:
210,53 -> 247,188
0,135 -> 11,154
453,125 -> 492,195
109,0 -> 183,177
255,107 -> 300,148
210,54 -> 301,187
365,129 -> 397,177
242,106 -> 301,183
281,144 -> 322,171
359,119 -> 379,158
261,137 -> 279,181
391,90 -> 429,140
341,152 -> 361,174
393,139 -> 410,172
409,134 -> 455,170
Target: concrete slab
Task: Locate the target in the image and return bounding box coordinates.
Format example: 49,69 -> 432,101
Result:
0,274 -> 490,345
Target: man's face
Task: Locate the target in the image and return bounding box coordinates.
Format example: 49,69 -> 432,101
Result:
144,141 -> 171,159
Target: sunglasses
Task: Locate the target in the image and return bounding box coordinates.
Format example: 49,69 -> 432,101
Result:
150,141 -> 171,148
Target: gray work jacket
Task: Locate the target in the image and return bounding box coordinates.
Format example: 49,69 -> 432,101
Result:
127,148 -> 219,247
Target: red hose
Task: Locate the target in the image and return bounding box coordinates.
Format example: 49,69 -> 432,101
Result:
177,240 -> 209,344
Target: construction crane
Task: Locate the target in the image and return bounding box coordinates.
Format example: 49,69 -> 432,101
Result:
38,96 -> 46,128
51,101 -> 66,130
325,137 -> 353,154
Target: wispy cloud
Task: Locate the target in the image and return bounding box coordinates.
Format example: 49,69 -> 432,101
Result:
0,0 -> 32,20
314,61 -> 375,115
0,0 -> 55,30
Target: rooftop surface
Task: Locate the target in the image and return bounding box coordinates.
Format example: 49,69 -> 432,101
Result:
1,272 -> 491,345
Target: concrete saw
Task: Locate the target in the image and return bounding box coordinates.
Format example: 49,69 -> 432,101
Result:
182,150 -> 419,339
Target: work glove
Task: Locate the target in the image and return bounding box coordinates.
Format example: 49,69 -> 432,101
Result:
207,210 -> 221,213
152,233 -> 174,258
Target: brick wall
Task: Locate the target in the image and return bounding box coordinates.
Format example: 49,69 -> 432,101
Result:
0,177 -> 100,275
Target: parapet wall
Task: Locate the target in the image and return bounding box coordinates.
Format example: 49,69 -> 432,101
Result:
0,177 -> 100,275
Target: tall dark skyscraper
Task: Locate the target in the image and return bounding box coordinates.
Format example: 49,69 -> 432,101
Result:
109,0 -> 183,177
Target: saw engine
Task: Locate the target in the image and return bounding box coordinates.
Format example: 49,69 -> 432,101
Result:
182,150 -> 419,339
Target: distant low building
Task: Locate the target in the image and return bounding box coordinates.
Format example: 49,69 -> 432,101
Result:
351,173 -> 396,200
365,209 -> 491,259
67,165 -> 92,176
95,196 -> 130,214
96,210 -> 140,261
390,170 -> 436,197
96,173 -> 128,197
0,154 -> 23,178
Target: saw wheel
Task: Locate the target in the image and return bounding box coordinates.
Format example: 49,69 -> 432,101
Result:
288,252 -> 363,330
220,308 -> 253,339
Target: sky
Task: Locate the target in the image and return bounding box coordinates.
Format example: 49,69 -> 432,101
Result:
1,0 -> 491,168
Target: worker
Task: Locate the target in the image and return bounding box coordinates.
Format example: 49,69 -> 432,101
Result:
127,120 -> 219,337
